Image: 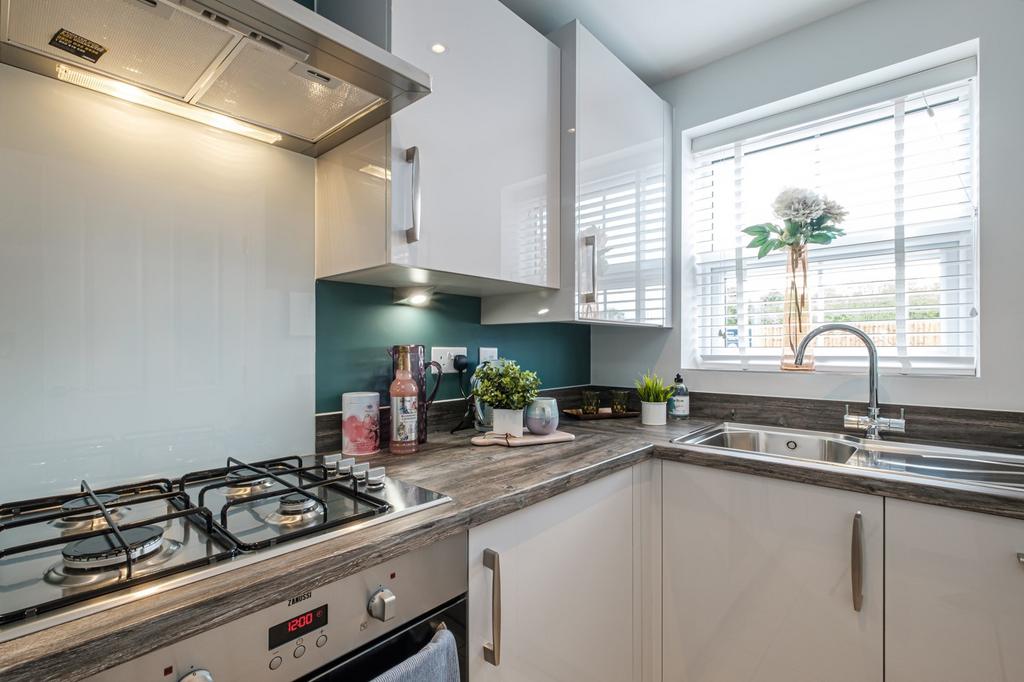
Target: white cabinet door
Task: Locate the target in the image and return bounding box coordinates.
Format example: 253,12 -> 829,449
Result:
479,21 -> 671,326
662,462 -> 883,682
389,0 -> 559,287
468,467 -> 639,682
886,499 -> 1024,682
574,25 -> 670,326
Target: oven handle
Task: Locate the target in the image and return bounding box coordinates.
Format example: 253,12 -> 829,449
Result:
483,548 -> 501,666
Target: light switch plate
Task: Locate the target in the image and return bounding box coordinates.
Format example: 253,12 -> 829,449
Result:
479,347 -> 498,363
431,346 -> 467,373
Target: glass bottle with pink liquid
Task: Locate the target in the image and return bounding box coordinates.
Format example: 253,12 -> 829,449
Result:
389,347 -> 419,454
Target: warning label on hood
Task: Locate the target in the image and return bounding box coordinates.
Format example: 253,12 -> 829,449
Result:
49,28 -> 107,64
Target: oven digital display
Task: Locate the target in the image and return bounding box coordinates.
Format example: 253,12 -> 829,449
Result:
269,604 -> 328,650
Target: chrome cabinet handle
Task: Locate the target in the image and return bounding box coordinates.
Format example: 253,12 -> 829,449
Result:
1017,552 -> 1024,566
581,235 -> 596,304
851,511 -> 864,612
405,146 -> 421,243
483,548 -> 501,666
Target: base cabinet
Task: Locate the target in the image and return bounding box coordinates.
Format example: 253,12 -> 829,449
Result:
662,462 -> 883,682
468,466 -> 641,681
885,499 -> 1024,682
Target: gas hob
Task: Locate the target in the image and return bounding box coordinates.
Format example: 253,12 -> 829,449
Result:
0,455 -> 449,640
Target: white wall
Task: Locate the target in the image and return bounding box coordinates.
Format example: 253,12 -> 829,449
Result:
592,0 -> 1024,412
0,64 -> 315,497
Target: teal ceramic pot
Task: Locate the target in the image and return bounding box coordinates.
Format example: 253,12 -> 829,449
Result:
525,397 -> 559,435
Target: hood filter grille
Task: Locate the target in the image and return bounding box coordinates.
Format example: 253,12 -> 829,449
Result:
6,0 -> 238,99
195,40 -> 382,142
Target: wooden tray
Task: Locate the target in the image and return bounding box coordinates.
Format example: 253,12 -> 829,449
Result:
562,407 -> 639,420
471,430 -> 576,447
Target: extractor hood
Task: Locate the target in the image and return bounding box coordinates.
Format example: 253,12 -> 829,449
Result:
0,0 -> 430,156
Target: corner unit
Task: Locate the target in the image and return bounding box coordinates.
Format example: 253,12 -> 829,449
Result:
314,0 -> 560,296
482,21 -> 672,326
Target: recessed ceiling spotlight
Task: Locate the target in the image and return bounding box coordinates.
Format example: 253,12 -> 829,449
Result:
537,308 -> 550,316
431,43 -> 447,54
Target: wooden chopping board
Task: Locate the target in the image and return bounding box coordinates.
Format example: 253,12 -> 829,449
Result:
471,430 -> 576,447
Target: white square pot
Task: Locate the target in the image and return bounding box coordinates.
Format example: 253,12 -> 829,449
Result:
491,408 -> 524,437
641,401 -> 667,426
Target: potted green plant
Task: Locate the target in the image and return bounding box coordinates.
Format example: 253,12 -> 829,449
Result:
473,359 -> 541,437
635,371 -> 675,426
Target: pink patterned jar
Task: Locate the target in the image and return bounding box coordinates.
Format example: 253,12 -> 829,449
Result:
341,392 -> 380,456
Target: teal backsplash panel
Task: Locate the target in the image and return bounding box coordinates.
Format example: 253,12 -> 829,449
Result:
316,281 -> 591,413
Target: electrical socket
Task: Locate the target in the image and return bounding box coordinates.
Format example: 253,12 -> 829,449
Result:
479,347 -> 498,363
431,346 -> 467,373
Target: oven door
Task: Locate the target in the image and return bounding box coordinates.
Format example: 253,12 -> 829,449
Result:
298,594 -> 467,682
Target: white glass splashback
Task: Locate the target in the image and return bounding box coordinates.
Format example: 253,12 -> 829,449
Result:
0,64 -> 315,498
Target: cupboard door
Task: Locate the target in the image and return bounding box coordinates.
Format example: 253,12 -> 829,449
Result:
574,27 -> 670,326
886,499 -> 1024,682
662,462 -> 883,682
468,467 -> 638,681
389,0 -> 559,287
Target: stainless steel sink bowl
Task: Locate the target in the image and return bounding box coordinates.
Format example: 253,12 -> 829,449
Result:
677,423 -> 863,464
675,423 -> 1024,490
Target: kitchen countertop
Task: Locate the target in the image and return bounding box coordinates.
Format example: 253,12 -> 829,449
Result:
3,417 -> 1024,681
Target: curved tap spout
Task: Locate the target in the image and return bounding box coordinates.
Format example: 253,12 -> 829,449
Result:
794,323 -> 879,416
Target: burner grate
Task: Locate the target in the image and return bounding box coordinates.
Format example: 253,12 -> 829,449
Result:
179,456 -> 391,551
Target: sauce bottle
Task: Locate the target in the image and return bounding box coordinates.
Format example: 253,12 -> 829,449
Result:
389,347 -> 419,454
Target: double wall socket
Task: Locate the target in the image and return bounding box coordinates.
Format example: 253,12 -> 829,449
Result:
431,347 -> 467,373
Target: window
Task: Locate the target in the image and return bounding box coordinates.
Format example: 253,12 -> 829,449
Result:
687,62 -> 978,375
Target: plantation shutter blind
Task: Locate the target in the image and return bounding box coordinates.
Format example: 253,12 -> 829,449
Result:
688,66 -> 978,374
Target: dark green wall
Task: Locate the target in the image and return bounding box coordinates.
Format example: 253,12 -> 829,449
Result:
316,281 -> 591,413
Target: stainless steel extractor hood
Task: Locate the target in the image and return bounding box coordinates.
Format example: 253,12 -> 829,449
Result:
0,0 -> 430,156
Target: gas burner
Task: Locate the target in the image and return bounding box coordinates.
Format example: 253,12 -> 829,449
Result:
61,525 -> 165,571
51,493 -> 126,530
264,493 -> 323,527
45,536 -> 183,589
224,470 -> 273,497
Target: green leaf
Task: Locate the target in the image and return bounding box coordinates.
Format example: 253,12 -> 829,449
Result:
747,235 -> 767,248
806,233 -> 833,244
757,241 -> 776,259
742,224 -> 772,237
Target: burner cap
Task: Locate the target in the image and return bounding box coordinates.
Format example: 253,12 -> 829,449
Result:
62,525 -> 164,570
59,493 -> 119,520
278,492 -> 318,516
225,470 -> 268,490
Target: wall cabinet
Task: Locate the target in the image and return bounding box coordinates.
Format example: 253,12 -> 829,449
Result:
468,466 -> 645,681
315,0 -> 560,296
885,499 -> 1024,682
662,462 -> 883,682
482,21 -> 671,326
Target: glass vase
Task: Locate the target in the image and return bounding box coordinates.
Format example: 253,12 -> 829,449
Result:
780,244 -> 814,371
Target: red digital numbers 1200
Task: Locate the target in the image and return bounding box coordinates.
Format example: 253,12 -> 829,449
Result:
269,604 -> 328,649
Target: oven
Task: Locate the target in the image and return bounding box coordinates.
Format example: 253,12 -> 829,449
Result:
86,533 -> 468,682
299,594 -> 467,682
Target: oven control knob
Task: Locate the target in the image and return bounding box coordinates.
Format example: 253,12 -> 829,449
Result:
368,586 -> 396,622
179,671 -> 214,682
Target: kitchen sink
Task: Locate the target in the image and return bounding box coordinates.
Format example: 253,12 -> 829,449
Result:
675,423 -> 1024,490
682,424 -> 862,464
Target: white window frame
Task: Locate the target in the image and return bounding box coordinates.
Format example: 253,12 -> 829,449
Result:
682,58 -> 980,377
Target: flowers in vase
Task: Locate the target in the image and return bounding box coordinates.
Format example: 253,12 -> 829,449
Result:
742,188 -> 847,258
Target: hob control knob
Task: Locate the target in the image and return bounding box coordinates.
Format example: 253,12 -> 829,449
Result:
368,586 -> 396,622
179,671 -> 214,682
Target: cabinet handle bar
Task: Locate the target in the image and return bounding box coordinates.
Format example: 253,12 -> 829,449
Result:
851,511 -> 864,612
483,548 -> 501,666
405,146 -> 421,243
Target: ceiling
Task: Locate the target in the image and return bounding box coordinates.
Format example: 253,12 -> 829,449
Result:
499,0 -> 868,84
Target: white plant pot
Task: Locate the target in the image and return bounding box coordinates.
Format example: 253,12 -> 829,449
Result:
491,408 -> 524,438
641,401 -> 667,426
